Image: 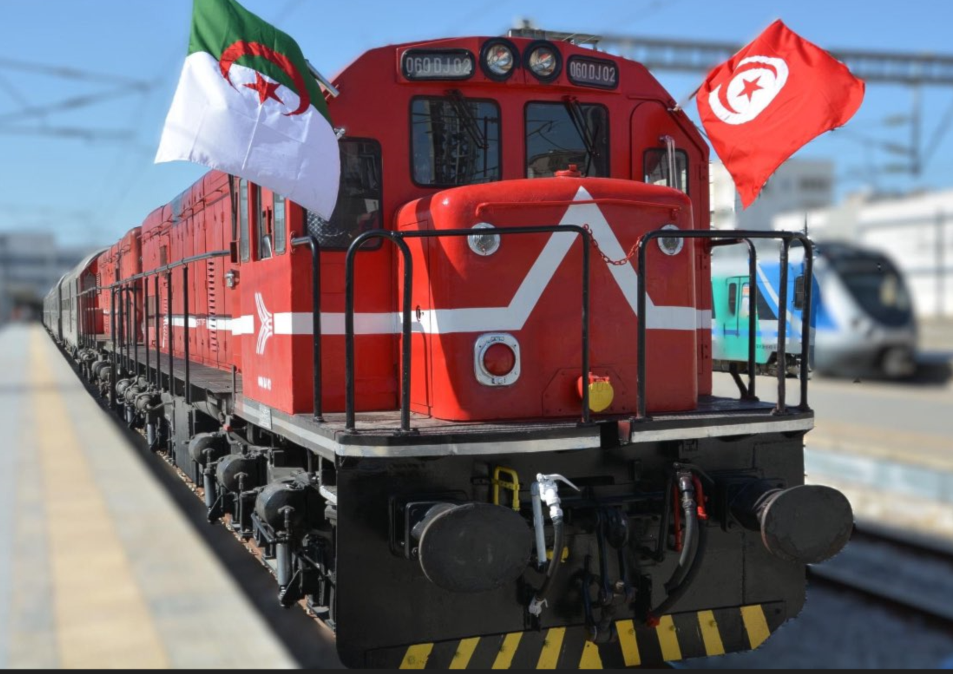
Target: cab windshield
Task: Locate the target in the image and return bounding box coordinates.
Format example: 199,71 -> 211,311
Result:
525,101 -> 608,178
829,252 -> 913,327
411,95 -> 501,186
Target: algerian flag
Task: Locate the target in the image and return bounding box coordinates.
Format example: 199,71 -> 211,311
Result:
156,0 -> 339,219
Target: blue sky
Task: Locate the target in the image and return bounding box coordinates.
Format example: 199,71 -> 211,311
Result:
1,0 -> 951,247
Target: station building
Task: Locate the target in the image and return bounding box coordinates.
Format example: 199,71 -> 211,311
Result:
0,232 -> 87,324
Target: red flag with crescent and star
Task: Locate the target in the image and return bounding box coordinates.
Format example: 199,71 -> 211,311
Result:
697,20 -> 865,208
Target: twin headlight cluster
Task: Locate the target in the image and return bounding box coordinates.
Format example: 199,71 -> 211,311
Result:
481,39 -> 562,83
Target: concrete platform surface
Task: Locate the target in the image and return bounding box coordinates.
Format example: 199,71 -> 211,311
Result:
0,324 -> 300,668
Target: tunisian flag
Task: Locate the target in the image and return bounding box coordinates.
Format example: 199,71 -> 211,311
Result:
697,20 -> 864,208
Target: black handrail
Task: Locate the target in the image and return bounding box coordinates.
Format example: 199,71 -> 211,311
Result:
291,235 -> 324,422
344,231 -> 414,433
343,225 -> 592,433
183,265 -> 191,404
636,229 -> 814,420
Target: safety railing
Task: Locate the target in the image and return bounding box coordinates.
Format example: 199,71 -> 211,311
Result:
636,229 -> 814,419
343,226 -> 592,433
73,251 -> 231,409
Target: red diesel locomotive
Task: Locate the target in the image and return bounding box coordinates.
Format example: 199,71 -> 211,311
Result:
44,30 -> 853,669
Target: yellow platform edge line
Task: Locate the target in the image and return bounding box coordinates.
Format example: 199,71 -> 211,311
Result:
655,615 -> 683,662
536,627 -> 566,669
31,332 -> 170,668
449,637 -> 480,670
492,632 -> 523,669
697,610 -> 726,656
740,605 -> 771,650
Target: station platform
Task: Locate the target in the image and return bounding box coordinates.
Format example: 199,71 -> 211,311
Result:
0,324 -> 327,668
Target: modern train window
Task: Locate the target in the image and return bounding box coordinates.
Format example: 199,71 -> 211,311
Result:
794,275 -> 805,310
526,101 -> 608,178
728,282 -> 738,315
411,95 -> 500,186
239,178 -> 250,262
274,193 -> 286,254
306,139 -> 382,250
644,149 -> 689,193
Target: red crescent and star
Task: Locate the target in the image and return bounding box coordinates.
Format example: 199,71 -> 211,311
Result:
218,40 -> 311,116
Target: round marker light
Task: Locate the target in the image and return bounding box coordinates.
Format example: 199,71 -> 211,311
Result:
658,224 -> 684,256
526,42 -> 561,82
482,343 -> 516,377
482,40 -> 518,80
468,223 -> 501,256
474,333 -> 521,386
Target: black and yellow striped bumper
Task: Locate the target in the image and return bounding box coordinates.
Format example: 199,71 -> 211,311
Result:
371,603 -> 784,669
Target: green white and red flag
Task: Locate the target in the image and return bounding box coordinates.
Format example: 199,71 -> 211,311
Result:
155,0 -> 339,219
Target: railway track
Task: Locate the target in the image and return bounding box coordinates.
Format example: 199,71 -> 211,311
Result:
808,522 -> 953,626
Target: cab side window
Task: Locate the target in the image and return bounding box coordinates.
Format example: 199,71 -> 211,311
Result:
274,193 -> 286,254
644,149 -> 689,193
306,139 -> 383,250
257,185 -> 273,260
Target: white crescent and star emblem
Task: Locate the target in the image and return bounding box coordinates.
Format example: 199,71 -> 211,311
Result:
708,55 -> 789,126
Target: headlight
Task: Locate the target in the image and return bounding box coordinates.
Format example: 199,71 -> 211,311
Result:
481,39 -> 518,80
468,223 -> 501,256
658,224 -> 684,256
525,41 -> 562,82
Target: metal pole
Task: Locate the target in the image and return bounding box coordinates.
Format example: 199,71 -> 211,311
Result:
580,231 -> 591,424
636,241 -> 648,420
133,282 -> 139,379
167,272 -> 173,397
775,239 -> 790,415
110,288 -> 117,409
183,266 -> 191,405
144,277 -> 150,386
155,275 -> 161,390
745,239 -> 758,399
798,236 -> 814,412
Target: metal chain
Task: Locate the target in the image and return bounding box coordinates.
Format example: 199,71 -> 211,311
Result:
583,224 -> 640,267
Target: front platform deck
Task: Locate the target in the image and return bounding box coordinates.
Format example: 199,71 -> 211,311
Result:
100,342 -> 813,460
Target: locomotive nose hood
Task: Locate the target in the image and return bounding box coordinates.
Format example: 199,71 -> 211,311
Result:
396,177 -> 706,422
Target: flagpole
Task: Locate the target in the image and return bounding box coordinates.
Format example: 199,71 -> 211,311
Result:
672,84 -> 702,112
306,60 -> 340,98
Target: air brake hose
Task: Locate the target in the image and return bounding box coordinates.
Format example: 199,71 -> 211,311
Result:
534,517 -> 565,603
648,521 -> 708,625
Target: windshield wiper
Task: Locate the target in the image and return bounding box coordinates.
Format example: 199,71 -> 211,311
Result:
563,95 -> 599,174
447,89 -> 488,151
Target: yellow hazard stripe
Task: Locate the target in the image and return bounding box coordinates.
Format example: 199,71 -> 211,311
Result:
615,619 -> 641,667
449,637 -> 480,669
492,632 -> 523,669
399,643 -> 433,669
655,615 -> 683,662
536,627 -> 566,669
697,610 -> 726,656
579,640 -> 603,669
741,605 -> 771,649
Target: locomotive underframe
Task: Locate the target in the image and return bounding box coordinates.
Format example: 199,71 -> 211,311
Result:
70,338 -> 816,668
